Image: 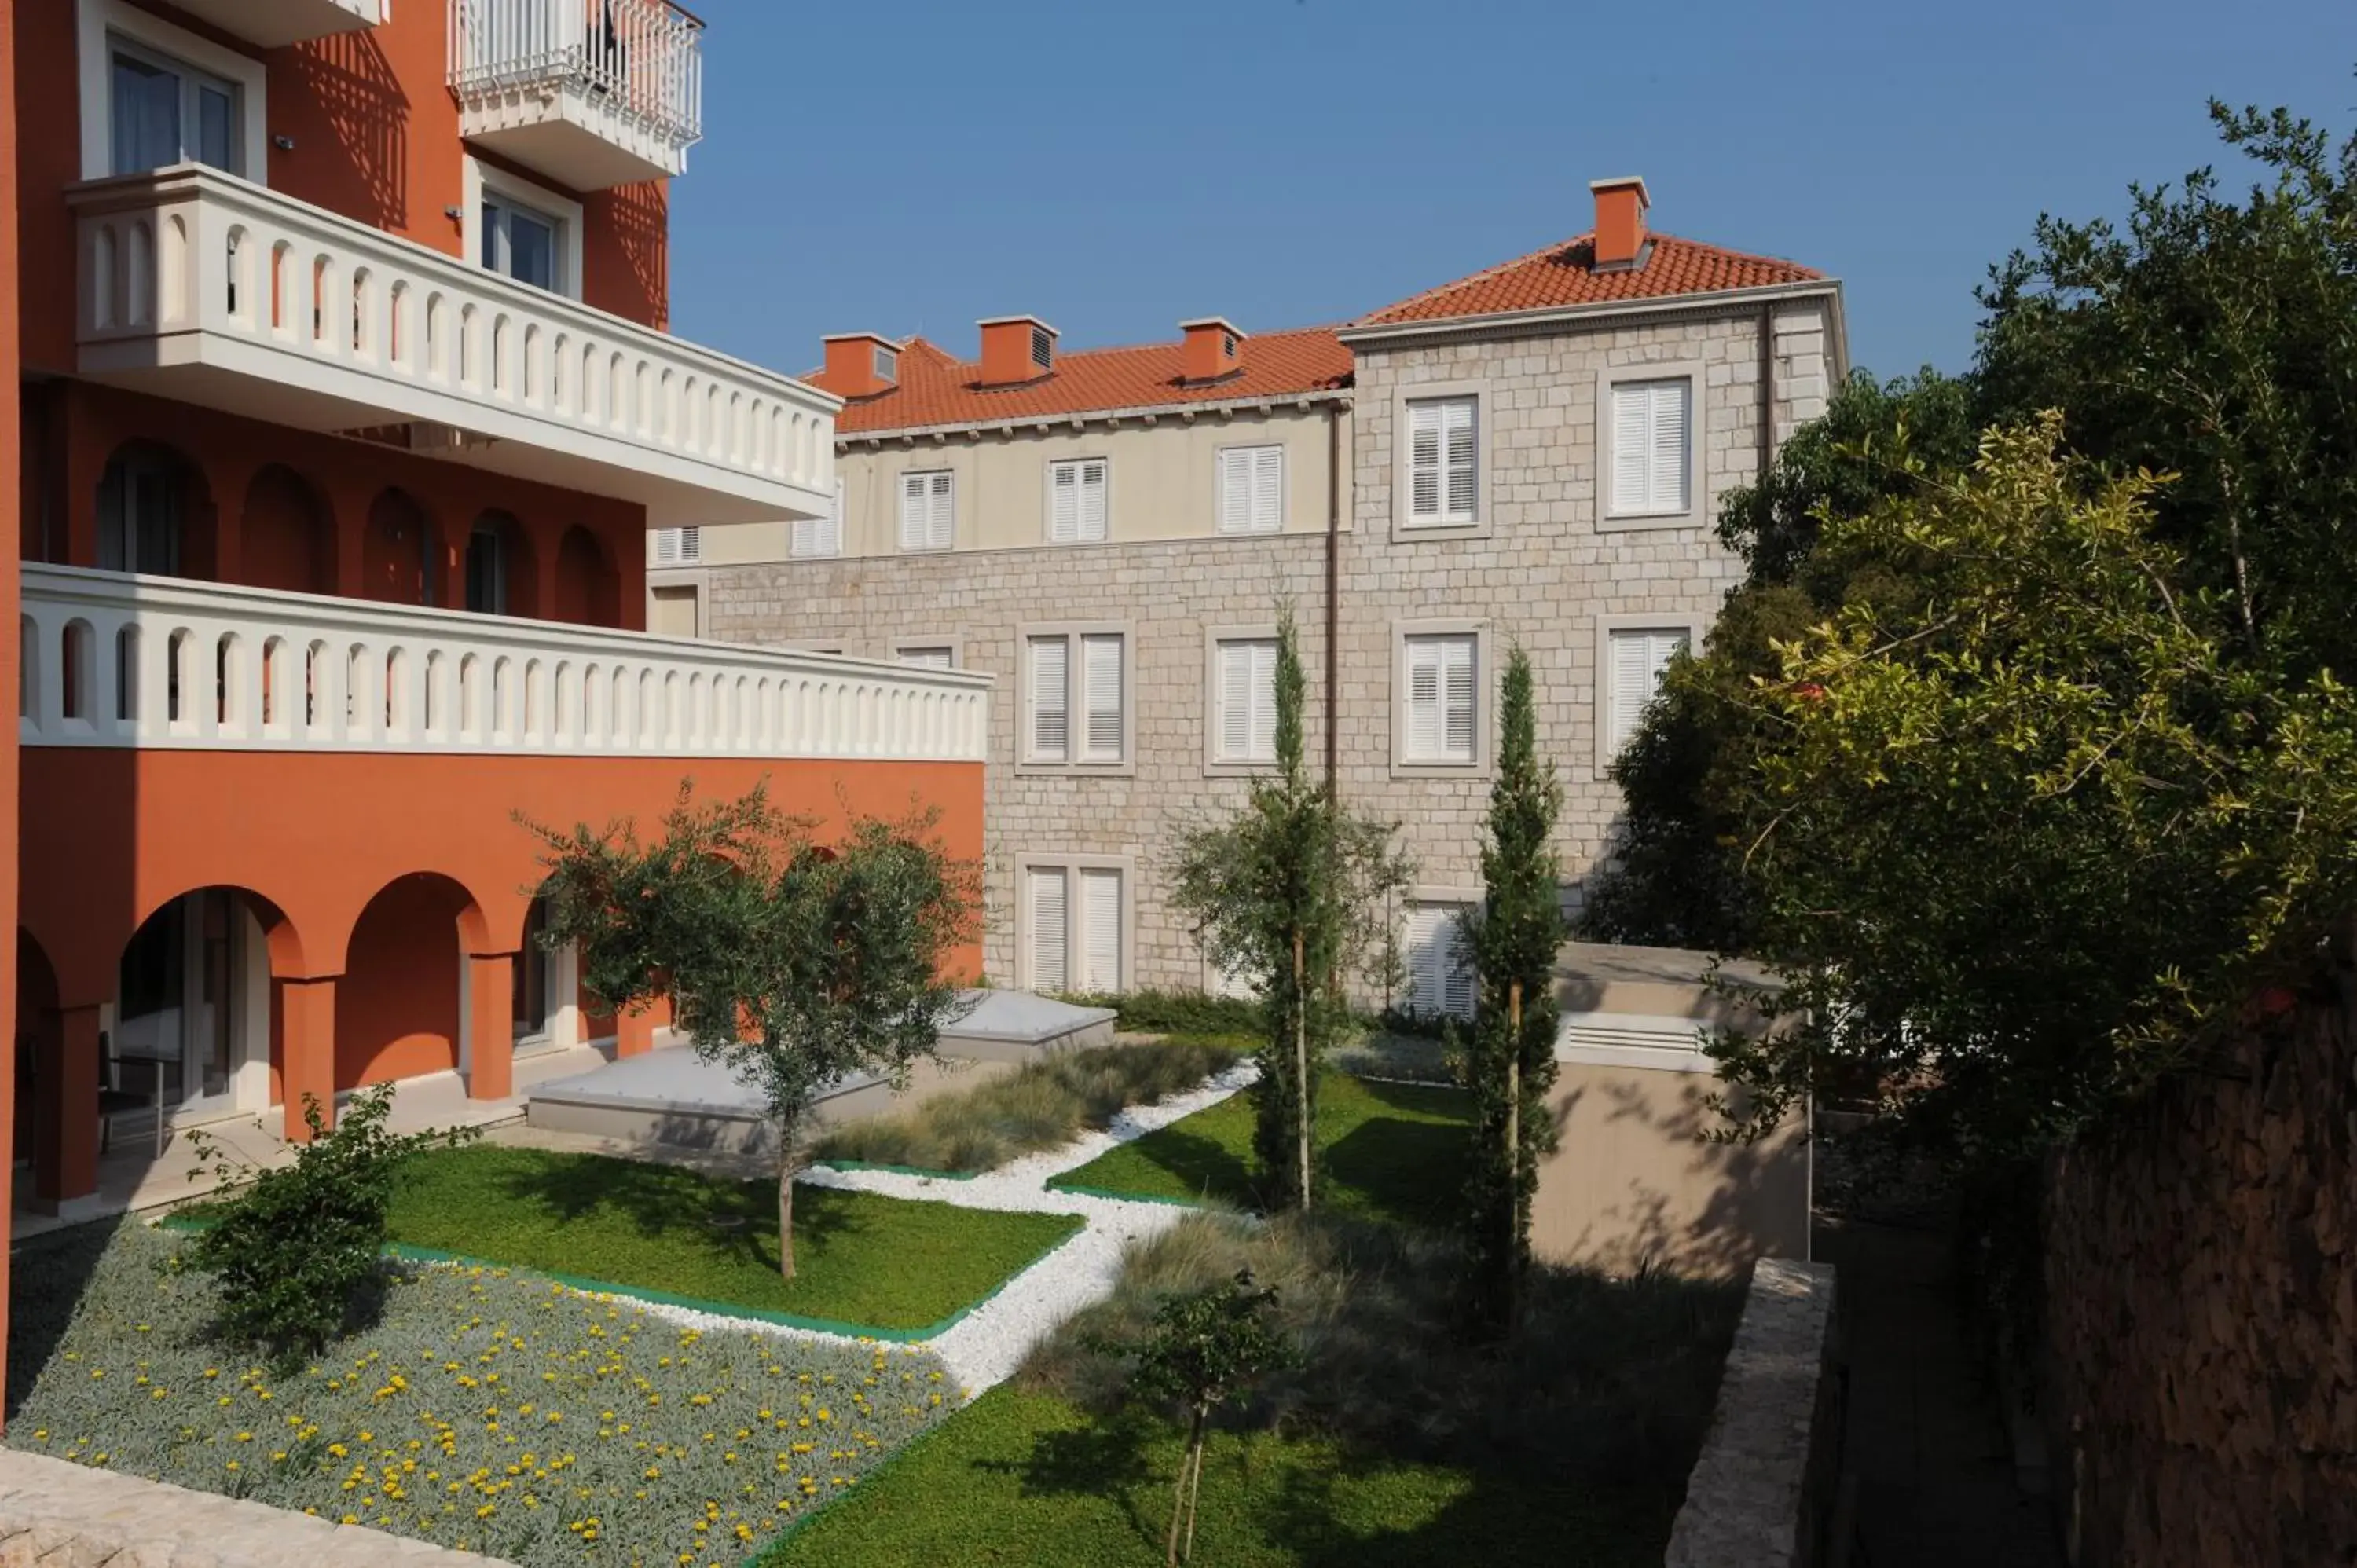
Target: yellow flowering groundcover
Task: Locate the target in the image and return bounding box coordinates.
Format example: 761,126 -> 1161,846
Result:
8,1222 -> 959,1567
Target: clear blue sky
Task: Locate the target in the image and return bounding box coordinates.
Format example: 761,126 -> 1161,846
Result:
669,0 -> 2355,383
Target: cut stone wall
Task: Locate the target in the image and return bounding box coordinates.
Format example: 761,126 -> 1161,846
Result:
2042,984 -> 2357,1566
0,1448 -> 494,1566
1662,1256 -> 1842,1568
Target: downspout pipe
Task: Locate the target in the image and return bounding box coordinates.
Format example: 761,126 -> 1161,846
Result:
1325,401 -> 1343,793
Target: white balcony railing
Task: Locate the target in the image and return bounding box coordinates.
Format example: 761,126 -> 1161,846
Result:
449,0 -> 703,187
68,166 -> 837,528
20,566 -> 989,764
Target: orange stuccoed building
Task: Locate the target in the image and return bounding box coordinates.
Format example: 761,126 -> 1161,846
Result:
2,0 -> 986,1291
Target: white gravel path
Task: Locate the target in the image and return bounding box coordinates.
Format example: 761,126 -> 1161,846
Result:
524,1059 -> 1261,1396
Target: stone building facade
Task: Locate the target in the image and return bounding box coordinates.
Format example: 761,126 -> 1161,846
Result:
688,178 -> 1846,998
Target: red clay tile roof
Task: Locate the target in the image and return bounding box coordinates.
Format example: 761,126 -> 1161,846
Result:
1354,231 -> 1824,327
813,326 -> 1353,434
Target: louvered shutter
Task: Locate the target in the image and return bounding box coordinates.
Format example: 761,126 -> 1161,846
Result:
1219,640 -> 1253,759
927,471 -> 954,548
1608,628 -> 1689,754
1611,383 -> 1653,515
899,471 -> 952,551
1219,446 -> 1283,533
1247,639 -> 1276,760
1405,635 -> 1475,762
899,473 -> 928,550
1081,634 -> 1124,761
1650,381 -> 1690,513
1440,912 -> 1475,1018
1077,460 -> 1109,540
1252,445 -> 1284,531
1027,867 -> 1068,992
1049,463 -> 1080,543
1443,401 -> 1476,519
1442,637 -> 1475,760
1408,401 -> 1442,518
1406,904 -> 1445,1015
1079,867 -> 1122,991
899,647 -> 955,669
1028,636 -> 1069,760
1612,379 -> 1692,515
792,481 -> 841,558
1406,638 -> 1442,759
654,528 -> 680,565
1219,449 -> 1255,533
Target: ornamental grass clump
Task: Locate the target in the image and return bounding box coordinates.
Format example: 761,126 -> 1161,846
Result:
182,1084 -> 478,1366
812,1038 -> 1240,1175
7,1221 -> 955,1567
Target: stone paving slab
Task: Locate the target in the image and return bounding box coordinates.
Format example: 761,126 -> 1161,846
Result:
0,1450 -> 500,1567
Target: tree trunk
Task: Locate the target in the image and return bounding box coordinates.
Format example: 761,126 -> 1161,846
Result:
1182,1409 -> 1208,1563
775,1110 -> 801,1282
1506,980 -> 1523,1331
1168,1404 -> 1208,1566
1292,926 -> 1310,1211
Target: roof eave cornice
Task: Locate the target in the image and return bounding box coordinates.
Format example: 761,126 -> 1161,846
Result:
834,385 -> 1357,446
1336,278 -> 1843,348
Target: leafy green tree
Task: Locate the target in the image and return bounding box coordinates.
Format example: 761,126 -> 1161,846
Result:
184,1084 -> 477,1365
1168,607 -> 1412,1211
530,784 -> 983,1278
1117,1271 -> 1295,1566
1457,647 -> 1565,1332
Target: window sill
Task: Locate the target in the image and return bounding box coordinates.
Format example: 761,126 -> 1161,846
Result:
1014,760 -> 1137,779
1598,507 -> 1705,533
1203,756 -> 1275,779
1390,757 -> 1490,782
1391,515 -> 1491,544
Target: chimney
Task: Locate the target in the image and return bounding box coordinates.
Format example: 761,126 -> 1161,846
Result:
822,332 -> 898,398
1178,317 -> 1244,383
1589,176 -> 1651,271
977,315 -> 1057,386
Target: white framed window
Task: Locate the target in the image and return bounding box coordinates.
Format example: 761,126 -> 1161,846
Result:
79,2 -> 268,181
465,157 -> 584,301
1610,378 -> 1693,518
1606,626 -> 1692,757
1217,445 -> 1285,534
651,526 -> 701,566
898,470 -> 955,552
1213,637 -> 1278,764
1023,625 -> 1130,770
1402,632 -> 1478,765
1406,396 -> 1479,526
873,344 -> 899,383
1047,458 -> 1109,544
1023,860 -> 1127,994
792,479 -> 844,559
896,645 -> 956,670
1403,900 -> 1475,1020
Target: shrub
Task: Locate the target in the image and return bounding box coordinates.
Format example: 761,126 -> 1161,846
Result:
182,1086 -> 476,1363
814,1038 -> 1240,1174
1056,987 -> 1265,1041
1024,1212 -> 1744,1502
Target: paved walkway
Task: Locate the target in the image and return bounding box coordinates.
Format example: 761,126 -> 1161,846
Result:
1816,1218 -> 2066,1568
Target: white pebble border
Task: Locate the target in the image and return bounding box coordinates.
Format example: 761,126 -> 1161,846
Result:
509,1059 -> 1263,1398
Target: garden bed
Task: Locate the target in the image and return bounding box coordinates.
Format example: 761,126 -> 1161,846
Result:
1048,1070 -> 1474,1226
6,1220 -> 959,1567
379,1145 -> 1083,1337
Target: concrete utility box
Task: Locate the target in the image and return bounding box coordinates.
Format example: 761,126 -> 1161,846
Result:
1532,943 -> 1810,1278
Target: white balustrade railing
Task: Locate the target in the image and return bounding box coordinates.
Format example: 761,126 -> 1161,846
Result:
449,0 -> 702,148
20,566 -> 988,764
68,166 -> 834,508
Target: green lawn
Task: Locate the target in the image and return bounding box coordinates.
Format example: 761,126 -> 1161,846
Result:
761,1385 -> 1660,1568
1050,1072 -> 1473,1226
383,1144 -> 1081,1334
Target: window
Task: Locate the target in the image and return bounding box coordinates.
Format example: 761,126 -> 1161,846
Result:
1404,902 -> 1475,1020
791,481 -> 842,559
652,526 -> 702,565
1406,396 -> 1478,526
1047,459 -> 1109,544
1607,627 -> 1691,757
1218,445 -> 1284,535
1025,862 -> 1125,993
109,35 -> 237,175
1025,628 -> 1128,767
464,524 -> 508,614
97,452 -> 185,575
482,196 -> 563,292
874,344 -> 898,382
1610,378 -> 1693,518
1402,632 -> 1477,765
897,646 -> 956,670
898,471 -> 954,551
1214,637 -> 1278,764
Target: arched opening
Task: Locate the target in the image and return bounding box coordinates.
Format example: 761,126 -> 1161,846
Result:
335,873 -> 482,1089
239,464 -> 335,595
511,887 -> 588,1061
104,888 -> 290,1147
464,509 -> 539,618
362,488 -> 438,606
97,441 -> 211,579
552,524 -> 618,627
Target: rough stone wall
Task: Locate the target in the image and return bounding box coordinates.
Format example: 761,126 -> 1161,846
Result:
2042,987 -> 2357,1566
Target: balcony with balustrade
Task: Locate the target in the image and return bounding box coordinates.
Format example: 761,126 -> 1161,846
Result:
449,0 -> 704,189
67,163 -> 834,528
165,0 -> 387,49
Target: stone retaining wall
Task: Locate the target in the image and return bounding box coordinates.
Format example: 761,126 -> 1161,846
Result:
0,1449 -> 495,1566
1662,1256 -> 1841,1568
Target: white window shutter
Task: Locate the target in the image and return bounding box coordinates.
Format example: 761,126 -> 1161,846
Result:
1608,628 -> 1690,754
1613,379 -> 1692,515
899,473 -> 928,551
1049,463 -> 1080,543
794,481 -> 841,558
1651,380 -> 1691,514
1406,904 -> 1443,1015
1408,401 -> 1442,518
1612,383 -> 1653,515
1077,460 -> 1109,540
1442,636 -> 1475,761
928,471 -> 954,548
1027,867 -> 1068,993
899,647 -> 955,669
1029,636 -> 1069,760
1081,633 -> 1124,761
1248,639 -> 1277,760
1443,401 -> 1476,520
679,526 -> 701,562
1442,913 -> 1475,1018
1219,449 -> 1253,533
1079,867 -> 1122,991
1406,638 -> 1442,759
1252,445 -> 1284,532
1220,446 -> 1283,533
1219,641 -> 1252,760
654,527 -> 680,564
